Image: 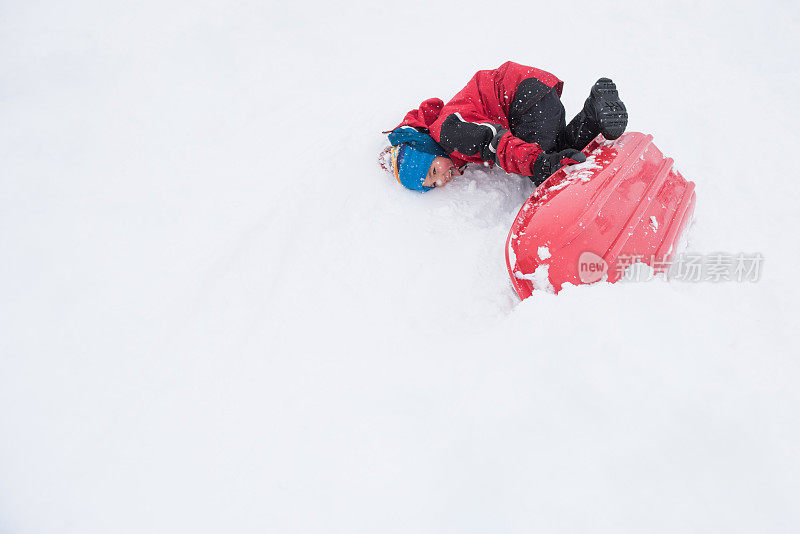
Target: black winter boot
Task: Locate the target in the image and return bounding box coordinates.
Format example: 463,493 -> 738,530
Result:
585,78 -> 628,140
563,78 -> 628,149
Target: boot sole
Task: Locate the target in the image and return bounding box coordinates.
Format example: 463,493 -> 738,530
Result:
590,78 -> 628,140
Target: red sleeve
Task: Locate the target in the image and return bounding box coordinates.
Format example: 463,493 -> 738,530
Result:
495,132 -> 544,176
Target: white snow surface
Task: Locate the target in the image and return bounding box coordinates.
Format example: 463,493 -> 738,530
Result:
2,1 -> 800,533
538,246 -> 551,260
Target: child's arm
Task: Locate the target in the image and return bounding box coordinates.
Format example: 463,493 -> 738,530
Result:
431,111 -> 544,177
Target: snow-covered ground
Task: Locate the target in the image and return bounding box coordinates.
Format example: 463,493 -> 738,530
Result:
2,1 -> 799,532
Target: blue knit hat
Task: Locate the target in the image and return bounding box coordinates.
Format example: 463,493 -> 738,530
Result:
387,127 -> 449,192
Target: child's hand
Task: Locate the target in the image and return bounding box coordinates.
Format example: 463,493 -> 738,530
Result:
532,149 -> 587,184
554,149 -> 587,167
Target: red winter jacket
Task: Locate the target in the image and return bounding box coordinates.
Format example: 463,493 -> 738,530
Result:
386,61 -> 563,176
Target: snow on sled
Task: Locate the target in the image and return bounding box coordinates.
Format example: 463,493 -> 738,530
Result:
506,132 -> 696,299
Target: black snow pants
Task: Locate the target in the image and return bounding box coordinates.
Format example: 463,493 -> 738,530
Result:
508,77 -> 598,153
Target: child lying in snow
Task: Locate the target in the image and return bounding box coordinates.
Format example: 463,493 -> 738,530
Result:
381,61 -> 628,191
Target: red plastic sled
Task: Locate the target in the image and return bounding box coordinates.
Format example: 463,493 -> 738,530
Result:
506,132 -> 696,299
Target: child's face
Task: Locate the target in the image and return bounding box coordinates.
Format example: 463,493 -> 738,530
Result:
422,156 -> 462,188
